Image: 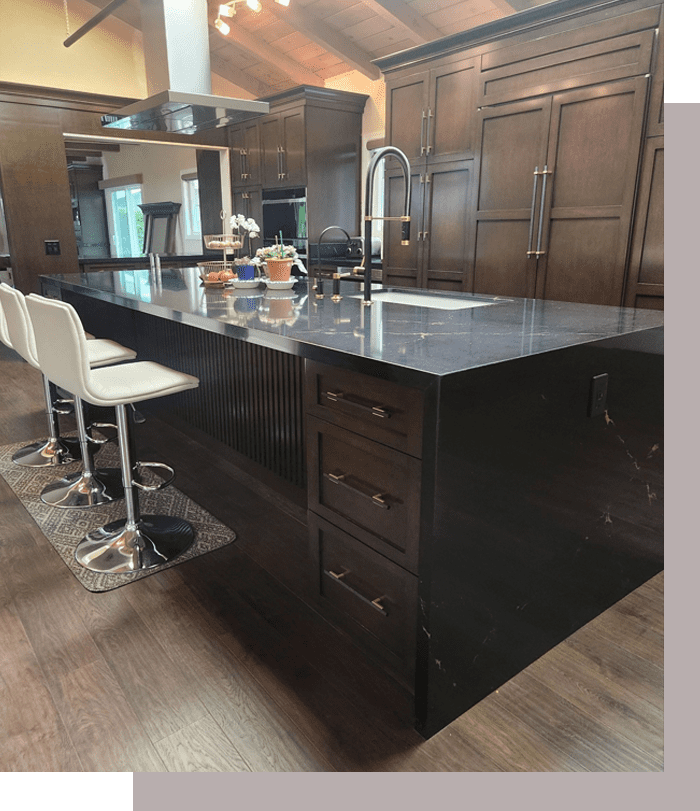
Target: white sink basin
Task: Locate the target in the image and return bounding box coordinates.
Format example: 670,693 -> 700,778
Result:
351,291 -> 495,310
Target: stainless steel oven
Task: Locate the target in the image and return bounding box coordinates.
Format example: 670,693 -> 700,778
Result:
261,187 -> 307,253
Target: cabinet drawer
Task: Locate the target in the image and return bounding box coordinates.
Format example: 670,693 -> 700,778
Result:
310,513 -> 417,681
305,361 -> 424,457
307,417 -> 421,572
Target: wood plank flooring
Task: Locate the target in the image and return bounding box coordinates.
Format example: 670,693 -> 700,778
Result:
0,342 -> 663,771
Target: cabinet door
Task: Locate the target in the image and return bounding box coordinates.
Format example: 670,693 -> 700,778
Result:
624,136 -> 663,310
536,77 -> 649,305
426,57 -> 477,164
232,188 -> 263,239
469,97 -> 551,298
382,166 -> 425,288
228,126 -> 247,187
240,119 -> 261,186
279,107 -> 306,186
260,114 -> 282,187
385,71 -> 430,164
422,161 -> 472,291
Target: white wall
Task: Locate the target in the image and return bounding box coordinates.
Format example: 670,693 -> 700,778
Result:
102,143 -> 206,255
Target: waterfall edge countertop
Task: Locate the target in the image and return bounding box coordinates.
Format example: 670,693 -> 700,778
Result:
42,266 -> 664,739
42,268 -> 664,384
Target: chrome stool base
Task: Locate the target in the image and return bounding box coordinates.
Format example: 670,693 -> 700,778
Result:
75,515 -> 195,573
12,435 -> 81,468
40,467 -> 124,508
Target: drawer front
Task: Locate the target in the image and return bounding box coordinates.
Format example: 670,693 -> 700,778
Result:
307,417 -> 421,572
305,361 -> 424,457
310,513 -> 417,680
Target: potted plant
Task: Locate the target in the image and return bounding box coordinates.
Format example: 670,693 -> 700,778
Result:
255,240 -> 298,282
230,214 -> 261,279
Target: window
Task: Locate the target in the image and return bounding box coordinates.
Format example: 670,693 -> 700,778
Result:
106,184 -> 144,258
182,174 -> 201,237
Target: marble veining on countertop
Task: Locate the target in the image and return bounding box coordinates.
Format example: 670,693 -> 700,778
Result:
43,268 -> 664,380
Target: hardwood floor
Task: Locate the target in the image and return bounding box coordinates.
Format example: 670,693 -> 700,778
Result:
0,341 -> 663,772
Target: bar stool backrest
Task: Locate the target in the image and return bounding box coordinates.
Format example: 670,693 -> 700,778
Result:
0,283 -> 39,368
25,295 -> 94,402
0,283 -> 15,349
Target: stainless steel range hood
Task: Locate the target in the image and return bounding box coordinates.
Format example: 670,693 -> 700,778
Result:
101,0 -> 268,135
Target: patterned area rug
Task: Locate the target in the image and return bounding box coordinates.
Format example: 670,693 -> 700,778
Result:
0,437 -> 237,592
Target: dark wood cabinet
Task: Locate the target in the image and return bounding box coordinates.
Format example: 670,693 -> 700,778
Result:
229,87 -> 367,243
305,361 -> 425,681
260,107 -> 306,188
232,188 -> 263,236
624,136 -> 663,310
228,119 -> 262,188
470,77 -> 649,305
384,160 -> 472,291
385,56 -> 478,166
377,0 -> 663,307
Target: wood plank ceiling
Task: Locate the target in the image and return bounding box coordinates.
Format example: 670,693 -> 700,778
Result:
78,0 -> 554,98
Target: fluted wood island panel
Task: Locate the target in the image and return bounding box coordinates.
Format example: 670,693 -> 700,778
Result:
42,268 -> 664,737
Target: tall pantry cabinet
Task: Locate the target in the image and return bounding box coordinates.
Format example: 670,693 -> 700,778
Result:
376,0 -> 664,308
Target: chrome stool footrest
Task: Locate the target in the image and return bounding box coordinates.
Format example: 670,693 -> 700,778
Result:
86,422 -> 118,445
133,461 -> 175,492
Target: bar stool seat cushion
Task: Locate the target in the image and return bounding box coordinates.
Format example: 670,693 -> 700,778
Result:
85,361 -> 199,407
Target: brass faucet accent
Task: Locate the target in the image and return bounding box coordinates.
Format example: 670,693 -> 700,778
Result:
362,146 -> 412,305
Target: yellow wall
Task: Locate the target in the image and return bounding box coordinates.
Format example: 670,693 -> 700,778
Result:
2,0 -> 147,97
2,0 -> 295,102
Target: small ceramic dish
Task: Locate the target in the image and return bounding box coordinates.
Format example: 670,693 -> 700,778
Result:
263,278 -> 296,290
231,279 -> 262,289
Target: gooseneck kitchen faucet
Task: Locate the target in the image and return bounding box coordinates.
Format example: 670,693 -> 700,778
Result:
362,146 -> 412,305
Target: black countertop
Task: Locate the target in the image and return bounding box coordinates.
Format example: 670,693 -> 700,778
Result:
43,267 -> 664,384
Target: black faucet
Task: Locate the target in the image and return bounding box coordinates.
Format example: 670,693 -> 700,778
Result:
362,146 -> 411,305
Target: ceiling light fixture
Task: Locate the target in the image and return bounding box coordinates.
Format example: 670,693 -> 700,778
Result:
216,0 -> 279,32
214,16 -> 231,35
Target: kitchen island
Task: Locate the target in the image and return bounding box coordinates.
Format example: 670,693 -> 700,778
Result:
41,267 -> 664,737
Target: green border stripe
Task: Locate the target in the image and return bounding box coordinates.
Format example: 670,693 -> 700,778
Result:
0,772 -> 134,811
664,0 -> 700,103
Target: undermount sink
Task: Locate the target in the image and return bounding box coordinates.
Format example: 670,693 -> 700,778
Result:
351,290 -> 496,310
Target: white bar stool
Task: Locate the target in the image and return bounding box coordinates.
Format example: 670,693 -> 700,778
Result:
26,294 -> 200,573
0,284 -> 136,506
1,283 -> 83,466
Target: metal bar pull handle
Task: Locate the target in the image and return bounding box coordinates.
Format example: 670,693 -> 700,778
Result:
279,146 -> 286,180
426,108 -> 433,154
324,471 -> 391,510
239,149 -> 246,181
324,569 -> 388,615
324,389 -> 391,419
277,146 -> 282,180
420,110 -> 427,155
535,165 -> 552,256
526,166 -> 540,256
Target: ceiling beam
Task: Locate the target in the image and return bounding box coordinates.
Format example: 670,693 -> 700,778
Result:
361,0 -> 442,43
267,3 -> 381,80
212,23 -> 323,88
209,51 -> 277,98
